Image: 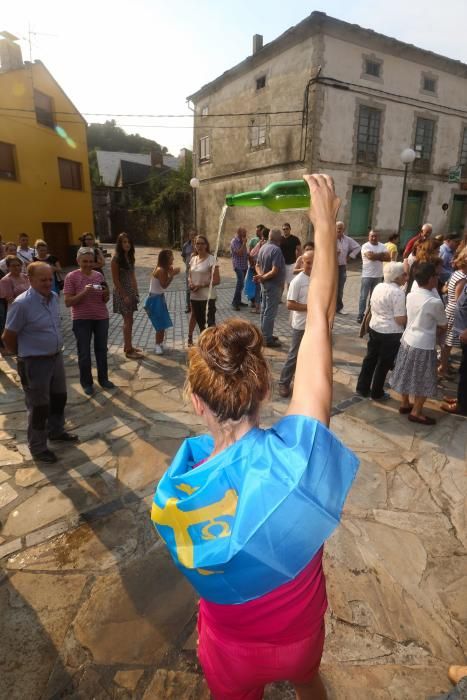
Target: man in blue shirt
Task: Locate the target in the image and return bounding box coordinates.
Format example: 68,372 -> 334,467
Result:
439,234 -> 459,284
255,229 -> 286,347
2,262 -> 77,463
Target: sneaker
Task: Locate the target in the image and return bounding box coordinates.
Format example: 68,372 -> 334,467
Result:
32,449 -> 58,463
155,344 -> 164,355
356,317 -> 363,324
231,304 -> 241,311
99,380 -> 116,389
355,389 -> 369,398
239,302 -> 249,307
336,309 -> 348,315
49,432 -> 79,443
83,385 -> 94,396
266,338 -> 282,348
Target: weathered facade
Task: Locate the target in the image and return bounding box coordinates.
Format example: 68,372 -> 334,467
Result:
188,13 -> 467,248
0,34 -> 93,263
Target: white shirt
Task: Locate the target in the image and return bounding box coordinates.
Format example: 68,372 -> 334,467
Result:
149,276 -> 165,295
337,235 -> 361,266
189,254 -> 217,301
403,287 -> 447,350
287,271 -> 310,330
16,247 -> 35,266
369,282 -> 406,334
361,242 -> 387,278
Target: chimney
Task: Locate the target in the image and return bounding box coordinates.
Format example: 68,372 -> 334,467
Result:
252,34 -> 263,55
0,32 -> 23,72
150,146 -> 163,168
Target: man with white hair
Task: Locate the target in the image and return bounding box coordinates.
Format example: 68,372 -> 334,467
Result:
403,223 -> 433,259
356,262 -> 407,400
2,262 -> 77,463
255,228 -> 285,347
336,221 -> 360,314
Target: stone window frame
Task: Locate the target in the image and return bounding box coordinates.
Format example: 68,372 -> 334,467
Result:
248,114 -> 269,151
411,112 -> 437,174
199,135 -> 211,164
0,141 -> 18,181
353,98 -> 386,168
361,53 -> 383,84
420,71 -> 438,97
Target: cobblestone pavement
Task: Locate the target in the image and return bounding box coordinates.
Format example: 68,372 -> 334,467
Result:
0,246 -> 466,700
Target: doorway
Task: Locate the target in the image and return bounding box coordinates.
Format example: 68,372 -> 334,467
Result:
401,190 -> 425,249
41,222 -> 71,266
450,195 -> 467,234
349,186 -> 374,236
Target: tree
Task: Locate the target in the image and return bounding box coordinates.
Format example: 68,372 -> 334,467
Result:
87,120 -> 166,154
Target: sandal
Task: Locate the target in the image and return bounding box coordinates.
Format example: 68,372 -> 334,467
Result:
398,404 -> 414,414
441,402 -> 467,416
407,414 -> 436,426
125,349 -> 143,360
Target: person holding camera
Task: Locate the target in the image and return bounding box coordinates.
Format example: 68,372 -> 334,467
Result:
64,247 -> 115,396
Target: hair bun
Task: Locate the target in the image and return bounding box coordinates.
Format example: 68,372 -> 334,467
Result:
199,319 -> 263,375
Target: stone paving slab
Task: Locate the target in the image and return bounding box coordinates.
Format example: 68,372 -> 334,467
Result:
0,245 -> 466,699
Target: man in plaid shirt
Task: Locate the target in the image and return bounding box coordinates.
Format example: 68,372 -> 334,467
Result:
230,227 -> 249,311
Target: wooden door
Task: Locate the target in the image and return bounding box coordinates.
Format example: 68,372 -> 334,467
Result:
41,222 -> 71,266
349,187 -> 373,236
401,191 -> 424,249
450,195 -> 467,234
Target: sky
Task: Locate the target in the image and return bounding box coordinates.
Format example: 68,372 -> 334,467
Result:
3,0 -> 467,155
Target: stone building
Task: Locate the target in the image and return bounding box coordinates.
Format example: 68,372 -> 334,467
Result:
187,12 -> 467,248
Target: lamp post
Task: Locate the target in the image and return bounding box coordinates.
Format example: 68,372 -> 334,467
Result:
397,148 -> 416,237
190,177 -> 199,229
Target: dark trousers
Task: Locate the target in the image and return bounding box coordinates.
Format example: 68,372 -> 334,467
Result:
232,268 -> 247,306
279,328 -> 304,388
191,299 -> 216,332
185,264 -> 191,310
17,353 -> 67,455
356,329 -> 402,398
72,318 -> 109,388
336,265 -> 347,312
458,343 -> 467,414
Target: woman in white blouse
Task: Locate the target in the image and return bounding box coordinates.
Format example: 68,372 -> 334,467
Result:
188,235 -> 220,343
390,262 -> 447,425
356,262 -> 407,401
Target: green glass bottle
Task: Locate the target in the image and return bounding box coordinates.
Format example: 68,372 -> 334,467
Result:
225,179 -> 310,212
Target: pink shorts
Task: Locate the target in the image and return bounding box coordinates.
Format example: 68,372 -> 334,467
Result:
197,613 -> 325,700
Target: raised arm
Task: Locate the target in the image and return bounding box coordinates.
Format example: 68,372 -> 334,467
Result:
287,174 -> 340,426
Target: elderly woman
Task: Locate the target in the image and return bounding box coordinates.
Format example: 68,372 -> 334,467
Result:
0,255 -> 30,304
390,262 -> 447,425
356,262 -> 407,401
439,250 -> 467,378
64,247 -> 114,396
151,175 -> 358,700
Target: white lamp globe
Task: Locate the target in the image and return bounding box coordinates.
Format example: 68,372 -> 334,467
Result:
400,148 -> 416,164
190,177 -> 200,189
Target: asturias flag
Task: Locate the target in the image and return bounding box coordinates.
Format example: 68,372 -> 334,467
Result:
152,414 -> 359,604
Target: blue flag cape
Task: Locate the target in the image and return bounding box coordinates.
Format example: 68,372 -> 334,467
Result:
152,414 -> 359,605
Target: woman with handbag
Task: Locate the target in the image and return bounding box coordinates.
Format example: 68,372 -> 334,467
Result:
389,262 -> 447,425
356,262 -> 407,401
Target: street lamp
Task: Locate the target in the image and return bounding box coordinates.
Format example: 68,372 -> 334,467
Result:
397,148 -> 416,237
190,177 -> 199,229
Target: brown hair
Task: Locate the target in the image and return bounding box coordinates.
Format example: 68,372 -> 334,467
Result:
187,319 -> 271,422
5,255 -> 21,268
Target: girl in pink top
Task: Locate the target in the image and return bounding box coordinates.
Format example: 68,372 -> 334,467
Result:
64,247 -> 114,396
0,256 -> 30,304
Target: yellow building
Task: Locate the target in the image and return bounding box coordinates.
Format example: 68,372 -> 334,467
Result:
0,34 -> 93,264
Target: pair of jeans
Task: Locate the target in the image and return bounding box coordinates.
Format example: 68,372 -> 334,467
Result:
358,277 -> 382,319
430,677 -> 467,700
336,265 -> 347,312
260,282 -> 282,342
232,268 -> 247,306
72,318 -> 109,388
185,264 -> 190,310
356,329 -> 402,398
17,353 -> 67,454
279,328 -> 304,387
191,299 -> 216,332
458,343 -> 467,414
